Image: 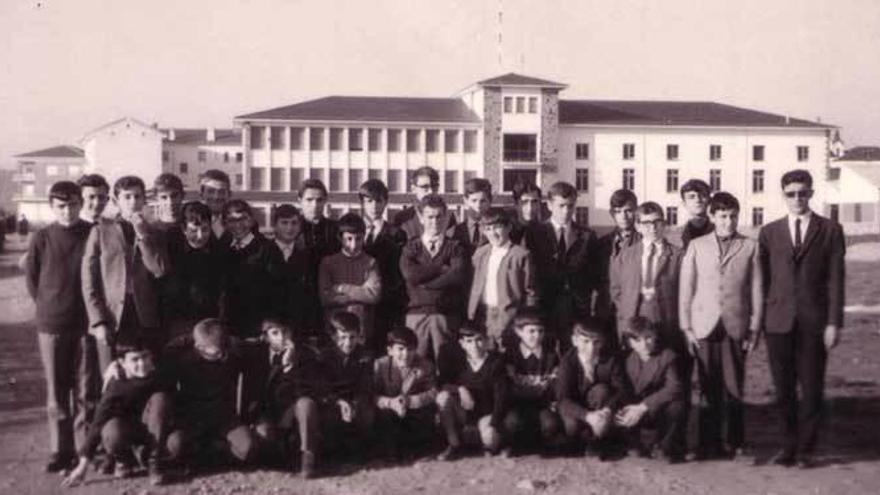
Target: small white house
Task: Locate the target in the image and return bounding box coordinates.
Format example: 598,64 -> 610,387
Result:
827,146 -> 880,235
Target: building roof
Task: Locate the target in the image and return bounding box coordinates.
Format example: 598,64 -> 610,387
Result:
476,72 -> 566,88
844,163 -> 880,189
838,146 -> 880,161
163,128 -> 241,145
80,117 -> 165,142
558,100 -> 829,128
236,96 -> 481,123
14,145 -> 84,158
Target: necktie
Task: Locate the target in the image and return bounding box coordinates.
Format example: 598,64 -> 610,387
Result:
365,226 -> 374,246
472,223 -> 480,246
794,218 -> 802,253
120,221 -> 136,247
428,239 -> 437,256
556,227 -> 566,265
271,351 -> 283,367
644,243 -> 657,289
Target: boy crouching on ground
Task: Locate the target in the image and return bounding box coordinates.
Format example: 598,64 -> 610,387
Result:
62,336 -> 172,487
615,316 -> 686,463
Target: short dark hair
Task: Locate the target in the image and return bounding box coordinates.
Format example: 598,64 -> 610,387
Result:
358,179 -> 389,203
513,307 -> 544,331
680,179 -> 711,199
387,326 -> 418,348
77,174 -> 109,191
708,191 -> 740,214
416,194 -> 447,214
181,201 -> 212,226
261,318 -> 294,339
113,176 -> 146,197
463,177 -> 492,199
479,207 -> 512,227
411,166 -> 440,189
571,317 -> 608,341
154,173 -> 184,194
48,181 -> 81,203
337,212 -> 366,236
329,311 -> 360,334
299,178 -> 328,199
781,169 -> 813,189
115,334 -> 152,359
609,189 -> 638,209
272,204 -> 301,225
222,199 -> 253,220
622,316 -> 659,340
636,201 -> 665,221
458,322 -> 486,339
200,169 -> 231,188
512,181 -> 542,204
547,181 -> 577,201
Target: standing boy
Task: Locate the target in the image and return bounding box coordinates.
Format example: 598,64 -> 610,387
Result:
393,166 -> 456,240
152,173 -> 185,232
680,179 -> 714,250
77,174 -> 111,225
509,181 -> 544,246
26,181 -> 96,472
198,169 -> 232,240
399,195 -> 468,360
679,192 -> 762,460
319,212 -> 382,349
299,179 -> 341,333
594,189 -> 641,325
271,204 -> 309,331
468,207 -> 537,350
82,176 -> 168,374
451,177 -> 492,256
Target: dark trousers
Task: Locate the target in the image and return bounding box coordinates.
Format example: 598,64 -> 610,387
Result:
97,297 -> 162,377
375,406 -> 436,455
254,397 -> 320,455
503,404 -> 562,447
559,383 -> 611,441
101,392 -> 171,458
765,322 -> 828,455
166,418 -> 258,465
695,323 -> 746,452
320,399 -> 376,454
624,400 -> 687,456
37,332 -> 99,457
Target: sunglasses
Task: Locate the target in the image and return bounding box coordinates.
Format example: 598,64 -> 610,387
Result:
784,190 -> 813,199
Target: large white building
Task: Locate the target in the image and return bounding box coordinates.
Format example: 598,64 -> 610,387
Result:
235,73 -> 834,232
826,146 -> 880,235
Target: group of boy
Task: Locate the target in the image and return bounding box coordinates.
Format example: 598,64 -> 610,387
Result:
26,163 -> 844,487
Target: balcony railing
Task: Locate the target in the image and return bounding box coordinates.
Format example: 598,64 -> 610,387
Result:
503,149 -> 537,162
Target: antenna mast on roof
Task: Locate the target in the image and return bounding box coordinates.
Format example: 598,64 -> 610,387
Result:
497,0 -> 504,70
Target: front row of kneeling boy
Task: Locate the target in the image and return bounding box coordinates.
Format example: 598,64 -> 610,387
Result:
62,309 -> 685,486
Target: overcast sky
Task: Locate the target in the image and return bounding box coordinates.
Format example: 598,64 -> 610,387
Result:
2,0 -> 879,168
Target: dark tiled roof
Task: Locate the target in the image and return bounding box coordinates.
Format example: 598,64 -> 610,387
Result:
236,96 -> 481,123
163,128 -> 241,145
477,73 -> 566,88
15,145 -> 84,158
839,146 -> 880,161
559,100 -> 828,128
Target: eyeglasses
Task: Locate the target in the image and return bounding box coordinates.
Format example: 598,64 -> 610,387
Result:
784,190 -> 813,199
413,183 -> 433,191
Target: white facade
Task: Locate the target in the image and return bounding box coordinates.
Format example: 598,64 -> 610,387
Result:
81,117 -> 164,187
162,129 -> 244,190
825,160 -> 880,234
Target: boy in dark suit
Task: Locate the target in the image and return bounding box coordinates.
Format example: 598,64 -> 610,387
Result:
271,204 -> 309,332
615,317 -> 685,463
679,179 -> 714,250
298,179 -> 341,333
436,323 -> 508,460
360,179 -> 408,352
61,336 -> 172,486
502,308 -> 562,454
399,195 -> 468,360
759,169 -> 845,468
556,319 -> 627,456
451,177 -> 492,256
246,319 -> 321,477
219,199 -> 285,338
373,327 -> 438,460
594,189 -> 641,326
26,181 -> 96,473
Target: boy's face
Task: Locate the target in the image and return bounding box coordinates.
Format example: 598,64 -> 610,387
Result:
518,192 -> 541,223
611,203 -> 636,231
516,324 -> 545,349
459,334 -> 488,359
334,328 -> 359,355
483,222 -> 511,247
120,350 -> 155,379
782,182 -> 812,216
156,190 -> 183,222
710,208 -> 739,238
572,333 -> 604,360
200,179 -> 230,215
263,325 -> 291,353
628,334 -> 658,358
388,343 -> 413,368
225,210 -> 253,241
114,187 -> 146,219
51,198 -> 83,226
183,221 -> 211,249
274,215 -> 302,244
418,205 -> 445,237
682,191 -> 708,217
362,196 -> 387,222
341,231 -> 364,256
463,191 -> 491,219
636,212 -> 665,243
300,188 -> 327,222
411,175 -> 435,201
81,185 -> 109,221
548,195 -> 576,225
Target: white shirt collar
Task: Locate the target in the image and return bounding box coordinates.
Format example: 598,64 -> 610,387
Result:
467,352 -> 488,372
365,217 -> 385,233
520,343 -> 543,360
232,232 -> 255,250
788,210 -> 813,224
577,351 -> 597,371
421,232 -> 443,250
490,240 -> 512,253
641,238 -> 664,252
550,219 -> 572,232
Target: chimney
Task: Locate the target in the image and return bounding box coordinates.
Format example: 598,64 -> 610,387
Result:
168,128 -> 176,141
206,127 -> 216,142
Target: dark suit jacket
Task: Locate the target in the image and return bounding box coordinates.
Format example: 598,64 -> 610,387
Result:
241,341 -> 322,424
364,221 -> 408,312
758,214 -> 845,334
450,218 -> 488,257
623,348 -> 683,414
610,239 -> 682,329
556,350 -> 628,419
529,222 -> 598,316
219,234 -> 286,337
594,229 -> 642,321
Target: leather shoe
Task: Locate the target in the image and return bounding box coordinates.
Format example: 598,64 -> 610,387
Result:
768,448 -> 796,467
437,445 -> 462,462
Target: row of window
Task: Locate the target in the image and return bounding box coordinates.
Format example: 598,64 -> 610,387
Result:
164,151 -> 243,164
251,127 -> 480,154
249,167 -> 480,194
44,164 -> 82,177
573,143 -> 811,162
503,96 -> 539,114
613,167 -> 767,194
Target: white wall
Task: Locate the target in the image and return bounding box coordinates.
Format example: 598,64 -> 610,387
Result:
83,120 -> 163,188
163,141 -> 243,190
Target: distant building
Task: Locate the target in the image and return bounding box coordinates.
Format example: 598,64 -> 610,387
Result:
12,145 -> 86,223
162,127 -> 244,191
827,146 -> 880,235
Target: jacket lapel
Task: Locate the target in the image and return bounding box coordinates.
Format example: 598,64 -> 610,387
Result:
796,215 -> 821,260
720,234 -> 746,267
653,241 -> 672,279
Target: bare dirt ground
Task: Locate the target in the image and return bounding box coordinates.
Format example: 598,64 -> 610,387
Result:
2,238 -> 880,495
